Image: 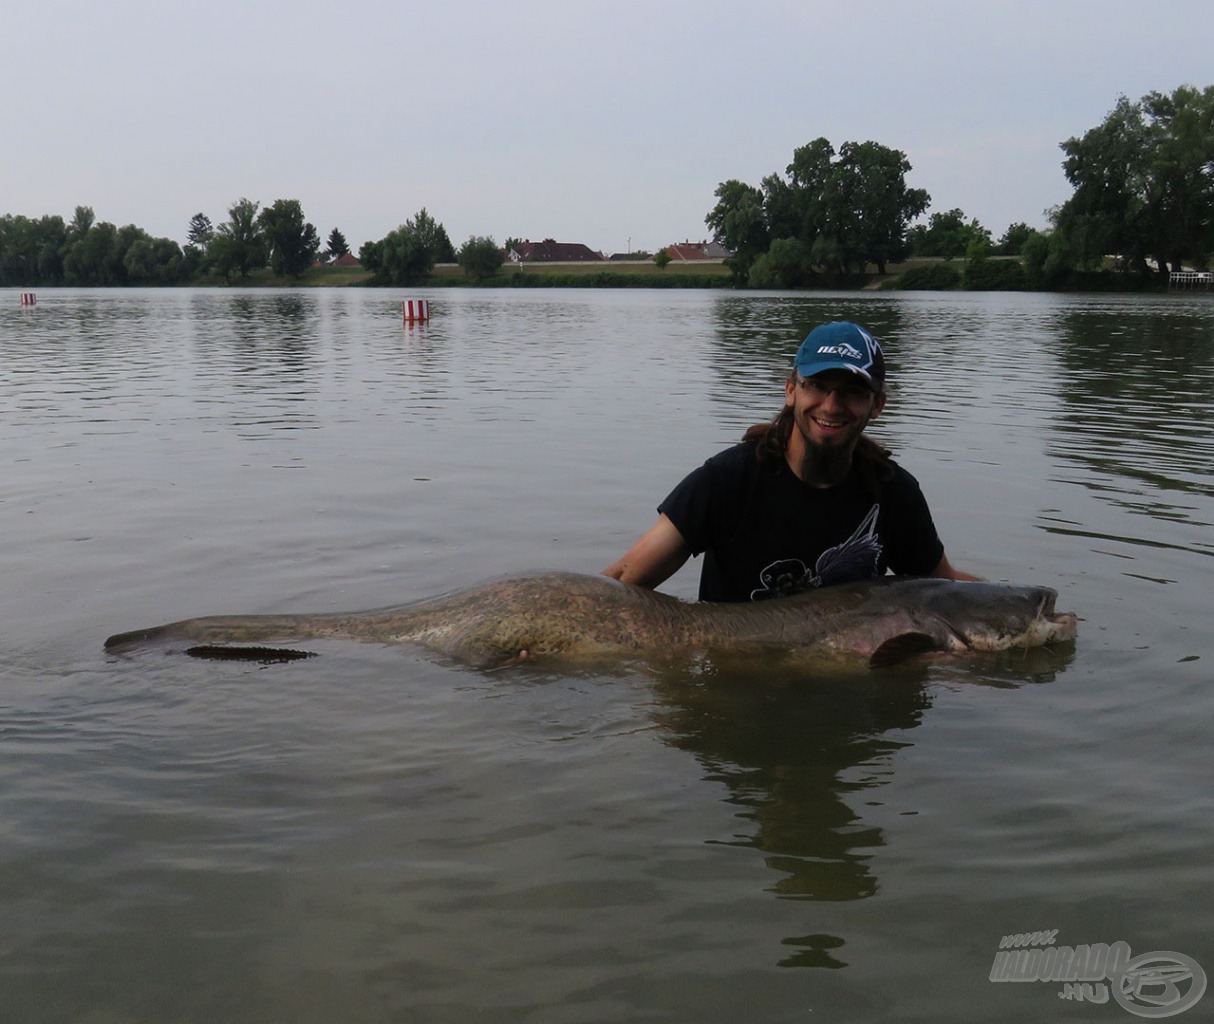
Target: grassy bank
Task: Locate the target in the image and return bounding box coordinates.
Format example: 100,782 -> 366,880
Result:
189,256 -> 1173,294
206,260 -> 733,288
429,261 -> 735,288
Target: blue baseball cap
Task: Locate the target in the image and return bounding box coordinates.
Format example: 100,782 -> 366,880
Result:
793,321 -> 885,392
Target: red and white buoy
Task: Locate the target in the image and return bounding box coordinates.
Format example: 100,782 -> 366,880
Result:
402,299 -> 429,323
20,292 -> 36,307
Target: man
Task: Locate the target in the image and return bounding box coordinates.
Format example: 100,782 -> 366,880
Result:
603,321 -> 976,601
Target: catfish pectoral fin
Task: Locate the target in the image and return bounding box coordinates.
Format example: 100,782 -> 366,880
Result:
869,632 -> 944,668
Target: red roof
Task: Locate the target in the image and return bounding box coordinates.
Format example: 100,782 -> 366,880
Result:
509,238 -> 602,262
663,242 -> 714,261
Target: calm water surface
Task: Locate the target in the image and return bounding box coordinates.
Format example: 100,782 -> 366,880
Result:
1,287 -> 1212,1023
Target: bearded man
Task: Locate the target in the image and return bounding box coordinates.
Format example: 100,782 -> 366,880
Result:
604,321 -> 977,601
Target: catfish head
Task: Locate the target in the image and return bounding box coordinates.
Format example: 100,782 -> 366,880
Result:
856,578 -> 1078,667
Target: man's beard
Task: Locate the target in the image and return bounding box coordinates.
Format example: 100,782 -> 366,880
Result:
803,437 -> 854,485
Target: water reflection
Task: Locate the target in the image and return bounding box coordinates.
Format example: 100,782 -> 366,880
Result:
648,663 -> 929,966
641,640 -> 1074,968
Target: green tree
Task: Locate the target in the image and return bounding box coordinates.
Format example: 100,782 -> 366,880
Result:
325,227 -> 350,260
187,213 -> 214,248
652,247 -> 671,270
181,243 -> 206,280
705,179 -> 769,279
0,215 -> 33,284
124,237 -> 186,284
258,199 -> 320,278
821,140 -> 929,273
35,215 -> 68,282
457,235 -> 504,282
766,138 -> 836,244
1056,85 -> 1214,275
206,234 -> 243,283
1056,95 -> 1152,272
211,198 -> 266,280
363,209 -> 455,284
407,207 -> 455,263
377,229 -> 430,284
708,137 -> 929,282
747,237 -> 812,288
907,209 -> 992,259
0,214 -> 65,284
68,205 -> 96,241
1140,85 -> 1214,270
995,222 -> 1036,255
1019,225 -> 1084,289
63,220 -> 127,285
357,238 -> 382,273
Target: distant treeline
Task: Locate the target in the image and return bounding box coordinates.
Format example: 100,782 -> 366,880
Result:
708,83 -> 1214,289
0,199 -> 506,288
4,84 -> 1210,290
0,200 -> 344,287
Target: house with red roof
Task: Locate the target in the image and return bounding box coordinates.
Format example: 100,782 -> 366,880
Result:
661,240 -> 731,261
507,239 -> 603,263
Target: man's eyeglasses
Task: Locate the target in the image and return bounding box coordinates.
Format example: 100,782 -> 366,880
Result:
795,376 -> 875,404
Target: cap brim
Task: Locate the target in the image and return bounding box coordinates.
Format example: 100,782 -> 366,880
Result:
795,360 -> 879,391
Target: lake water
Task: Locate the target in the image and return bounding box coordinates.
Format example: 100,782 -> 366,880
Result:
1,286 -> 1211,1023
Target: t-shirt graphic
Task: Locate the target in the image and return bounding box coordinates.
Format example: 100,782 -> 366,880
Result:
749,504 -> 883,600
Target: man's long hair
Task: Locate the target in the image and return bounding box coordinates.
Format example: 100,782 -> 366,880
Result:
742,402 -> 895,497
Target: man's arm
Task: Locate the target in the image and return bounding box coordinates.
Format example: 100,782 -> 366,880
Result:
602,513 -> 692,589
931,553 -> 982,582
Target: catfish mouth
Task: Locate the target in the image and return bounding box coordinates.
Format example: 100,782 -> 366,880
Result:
943,587 -> 1078,653
1028,588 -> 1079,645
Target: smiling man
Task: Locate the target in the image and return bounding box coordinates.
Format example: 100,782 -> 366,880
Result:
604,321 -> 977,601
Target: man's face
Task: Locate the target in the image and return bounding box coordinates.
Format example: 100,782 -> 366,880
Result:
784,369 -> 886,451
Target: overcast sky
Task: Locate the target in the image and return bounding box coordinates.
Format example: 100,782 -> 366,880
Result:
4,0 -> 1212,254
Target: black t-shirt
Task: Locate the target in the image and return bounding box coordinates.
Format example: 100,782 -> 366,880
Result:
659,441 -> 945,602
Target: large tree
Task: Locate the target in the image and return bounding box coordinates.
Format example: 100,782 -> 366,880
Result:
325,227 -> 350,260
63,220 -> 127,285
705,179 -> 769,279
259,199 -> 320,278
706,136 -> 929,283
1056,85 -> 1214,275
124,236 -> 186,284
907,208 -> 993,259
821,140 -> 929,272
456,235 -> 504,282
187,213 -> 214,248
0,213 -> 67,285
361,209 -> 454,284
405,207 -> 455,263
210,198 -> 266,280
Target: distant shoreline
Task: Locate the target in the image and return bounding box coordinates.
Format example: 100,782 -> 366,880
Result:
7,257 -> 1173,293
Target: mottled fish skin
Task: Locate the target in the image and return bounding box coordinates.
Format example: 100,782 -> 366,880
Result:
105,572 -> 1077,669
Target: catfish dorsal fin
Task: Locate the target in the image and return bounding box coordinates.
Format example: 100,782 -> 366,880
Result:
869,632 -> 942,668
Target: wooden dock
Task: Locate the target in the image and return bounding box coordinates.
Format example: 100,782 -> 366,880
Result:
1169,271 -> 1213,288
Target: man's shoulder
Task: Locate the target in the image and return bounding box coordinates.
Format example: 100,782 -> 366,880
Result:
884,457 -> 925,492
702,439 -> 763,476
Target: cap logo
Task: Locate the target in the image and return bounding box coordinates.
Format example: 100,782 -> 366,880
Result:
817,342 -> 863,359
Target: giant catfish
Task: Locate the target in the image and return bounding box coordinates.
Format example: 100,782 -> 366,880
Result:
105,572 -> 1077,670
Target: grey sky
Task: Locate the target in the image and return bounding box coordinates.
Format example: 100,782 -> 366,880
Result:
5,0 -> 1212,255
